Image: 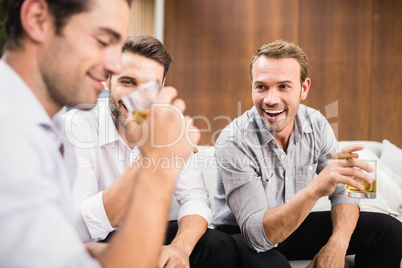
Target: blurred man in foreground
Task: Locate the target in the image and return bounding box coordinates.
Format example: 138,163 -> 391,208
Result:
0,0 -> 199,267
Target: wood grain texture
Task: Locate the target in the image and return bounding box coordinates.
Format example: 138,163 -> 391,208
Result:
164,0 -> 402,147
370,0 -> 402,147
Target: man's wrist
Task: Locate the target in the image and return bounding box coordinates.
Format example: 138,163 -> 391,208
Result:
328,233 -> 350,251
169,239 -> 193,257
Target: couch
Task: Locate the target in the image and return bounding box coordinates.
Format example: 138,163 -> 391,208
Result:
169,140 -> 402,267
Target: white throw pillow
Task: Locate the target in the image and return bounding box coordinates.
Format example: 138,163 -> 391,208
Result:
380,139 -> 402,177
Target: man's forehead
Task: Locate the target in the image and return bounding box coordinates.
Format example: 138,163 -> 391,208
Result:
75,0 -> 129,40
111,54 -> 163,82
253,57 -> 300,75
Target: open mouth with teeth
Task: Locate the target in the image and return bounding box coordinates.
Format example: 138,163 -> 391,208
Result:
264,109 -> 285,120
119,100 -> 129,113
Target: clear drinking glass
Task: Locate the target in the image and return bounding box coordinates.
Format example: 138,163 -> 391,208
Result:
121,80 -> 162,124
121,80 -> 198,153
345,159 -> 377,199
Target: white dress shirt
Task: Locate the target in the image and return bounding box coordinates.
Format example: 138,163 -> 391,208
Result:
0,60 -> 100,267
63,99 -> 212,242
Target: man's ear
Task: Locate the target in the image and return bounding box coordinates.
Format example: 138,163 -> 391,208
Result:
301,78 -> 311,101
20,0 -> 52,44
161,77 -> 166,87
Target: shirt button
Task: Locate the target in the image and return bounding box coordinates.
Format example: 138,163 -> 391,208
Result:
309,166 -> 313,171
281,155 -> 286,160
285,176 -> 289,181
286,199 -> 289,203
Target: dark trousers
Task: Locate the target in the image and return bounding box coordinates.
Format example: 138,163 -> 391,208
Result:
103,221 -> 239,268
165,221 -> 239,268
216,211 -> 402,268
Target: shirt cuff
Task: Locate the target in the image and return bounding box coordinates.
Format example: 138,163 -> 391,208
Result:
80,191 -> 114,241
242,211 -> 277,253
330,185 -> 360,209
177,200 -> 212,225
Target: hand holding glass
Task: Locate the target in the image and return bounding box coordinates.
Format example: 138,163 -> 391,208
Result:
121,80 -> 161,124
326,153 -> 377,199
345,159 -> 377,199
121,80 -> 198,153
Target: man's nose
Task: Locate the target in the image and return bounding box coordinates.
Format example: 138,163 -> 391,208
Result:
263,89 -> 280,105
104,47 -> 123,75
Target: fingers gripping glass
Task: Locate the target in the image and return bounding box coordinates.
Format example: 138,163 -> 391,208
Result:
121,80 -> 162,124
121,80 -> 198,154
345,159 -> 377,199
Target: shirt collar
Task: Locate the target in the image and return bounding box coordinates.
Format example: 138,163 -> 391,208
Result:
0,60 -> 65,150
0,60 -> 52,128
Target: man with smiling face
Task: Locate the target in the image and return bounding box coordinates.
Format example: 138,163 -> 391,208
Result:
0,0 -> 201,267
63,35 -> 238,268
213,40 -> 402,267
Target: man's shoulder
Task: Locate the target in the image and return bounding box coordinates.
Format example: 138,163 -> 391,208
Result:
298,104 -> 329,131
0,111 -> 59,177
299,104 -> 324,119
215,108 -> 262,154
217,110 -> 256,143
62,100 -> 108,136
63,104 -> 101,125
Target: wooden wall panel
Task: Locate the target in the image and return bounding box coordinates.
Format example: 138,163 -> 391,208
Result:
299,0 -> 373,141
370,0 -> 402,146
164,0 -> 402,147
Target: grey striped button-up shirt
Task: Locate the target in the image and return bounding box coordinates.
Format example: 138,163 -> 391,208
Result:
213,105 -> 359,252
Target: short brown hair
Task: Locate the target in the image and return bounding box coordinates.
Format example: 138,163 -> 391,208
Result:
249,40 -> 309,84
122,35 -> 173,79
1,0 -> 131,52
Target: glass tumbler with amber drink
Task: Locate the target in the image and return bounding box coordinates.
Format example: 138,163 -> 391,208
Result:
121,80 -> 161,124
345,159 -> 377,199
121,80 -> 198,154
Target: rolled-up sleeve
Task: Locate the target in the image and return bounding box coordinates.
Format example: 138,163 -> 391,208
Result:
79,191 -> 113,241
216,140 -> 275,252
175,154 -> 212,224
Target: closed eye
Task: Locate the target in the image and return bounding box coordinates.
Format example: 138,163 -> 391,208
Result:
97,39 -> 109,47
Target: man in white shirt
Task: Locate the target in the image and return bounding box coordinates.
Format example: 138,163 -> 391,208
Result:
0,0 -> 200,267
63,35 -> 238,268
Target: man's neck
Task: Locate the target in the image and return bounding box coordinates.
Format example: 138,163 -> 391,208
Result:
2,49 -> 62,118
273,121 -> 295,153
274,135 -> 290,153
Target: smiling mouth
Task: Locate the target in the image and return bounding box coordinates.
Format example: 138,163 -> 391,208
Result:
263,109 -> 285,120
118,100 -> 129,113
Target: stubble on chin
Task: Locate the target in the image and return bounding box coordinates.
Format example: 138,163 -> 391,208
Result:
109,96 -> 126,128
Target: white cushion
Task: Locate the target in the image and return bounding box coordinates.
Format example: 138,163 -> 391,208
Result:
380,139 -> 402,177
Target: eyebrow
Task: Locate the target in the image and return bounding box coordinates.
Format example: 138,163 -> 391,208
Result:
118,76 -> 136,82
99,27 -> 122,42
253,80 -> 266,85
277,80 -> 294,84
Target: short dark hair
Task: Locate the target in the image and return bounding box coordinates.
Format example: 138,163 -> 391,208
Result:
250,40 -> 309,85
122,35 -> 173,79
1,0 -> 131,51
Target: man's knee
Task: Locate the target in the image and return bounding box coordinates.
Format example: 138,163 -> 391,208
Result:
191,228 -> 239,268
198,228 -> 238,253
232,233 -> 290,268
